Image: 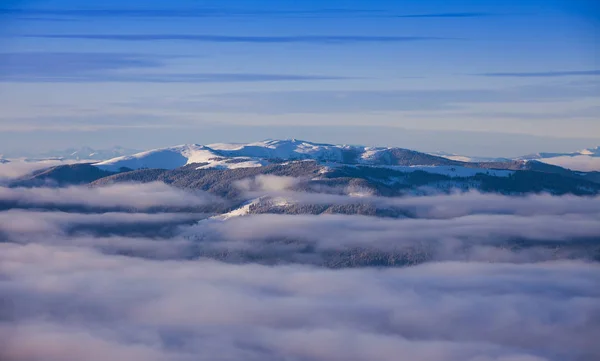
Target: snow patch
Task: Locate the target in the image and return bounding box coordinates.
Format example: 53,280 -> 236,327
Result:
212,198 -> 262,220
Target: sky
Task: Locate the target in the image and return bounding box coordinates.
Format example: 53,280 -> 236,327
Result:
0,0 -> 598,157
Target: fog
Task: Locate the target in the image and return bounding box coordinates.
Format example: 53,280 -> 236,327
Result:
0,182 -> 224,211
0,159 -> 72,184
1,181 -> 599,361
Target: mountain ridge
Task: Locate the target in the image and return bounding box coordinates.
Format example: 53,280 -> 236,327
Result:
433,145 -> 600,172
7,139 -> 600,197
94,139 -> 527,172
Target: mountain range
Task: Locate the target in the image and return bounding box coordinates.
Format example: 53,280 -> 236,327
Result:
6,140 -> 600,206
432,146 -> 600,172
4,141 -> 599,171
0,146 -> 141,162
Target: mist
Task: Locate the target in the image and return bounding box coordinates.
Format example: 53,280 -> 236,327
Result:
0,181 -> 599,361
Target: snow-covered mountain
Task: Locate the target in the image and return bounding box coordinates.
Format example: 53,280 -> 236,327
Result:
9,139 -> 600,196
518,147 -> 600,160
516,147 -> 600,172
13,146 -> 141,162
93,139 -> 495,175
428,151 -> 511,163
52,146 -> 141,161
432,146 -> 600,172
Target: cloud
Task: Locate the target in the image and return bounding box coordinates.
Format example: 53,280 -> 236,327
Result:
395,12 -> 491,18
185,211 -> 600,264
172,187 -> 600,265
0,210 -> 204,239
0,182 -> 224,212
4,72 -> 348,84
0,52 -> 161,77
1,183 -> 599,360
24,34 -> 448,44
0,114 -> 192,132
478,70 -> 600,77
0,8 -> 493,19
0,160 -> 77,183
135,82 -> 600,114
0,52 -> 346,83
242,186 -> 600,218
234,175 -> 303,192
0,243 -> 598,361
0,8 -> 382,19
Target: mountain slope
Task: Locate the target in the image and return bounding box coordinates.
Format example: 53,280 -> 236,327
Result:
9,163 -> 120,187
93,139 -> 591,178
94,139 -> 465,171
89,161 -> 600,198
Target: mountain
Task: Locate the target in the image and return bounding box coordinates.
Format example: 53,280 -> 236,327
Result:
517,146 -> 600,172
94,139 -> 465,171
93,139 -> 582,176
432,146 -> 600,172
90,160 -> 600,197
96,139 -> 550,174
9,139 -> 600,197
428,151 -> 511,163
518,146 -> 600,160
10,146 -> 141,162
9,163 -> 119,187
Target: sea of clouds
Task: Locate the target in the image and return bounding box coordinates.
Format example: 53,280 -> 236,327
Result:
1,175 -> 599,361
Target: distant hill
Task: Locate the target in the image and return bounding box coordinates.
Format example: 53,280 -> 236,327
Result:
434,146 -> 600,172
5,146 -> 141,162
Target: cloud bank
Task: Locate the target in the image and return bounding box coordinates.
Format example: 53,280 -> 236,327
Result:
0,182 -> 223,211
0,180 -> 598,361
1,245 -> 598,361
0,160 -> 79,185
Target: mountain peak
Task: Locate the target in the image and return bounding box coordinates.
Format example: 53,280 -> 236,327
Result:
91,140 -> 600,173
93,139 -> 461,172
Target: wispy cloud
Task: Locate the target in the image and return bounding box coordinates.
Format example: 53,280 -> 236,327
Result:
0,8 -> 383,18
24,34 -> 449,44
0,52 -> 160,77
395,12 -> 491,18
478,70 -> 600,77
133,82 -> 600,114
0,183 -> 222,212
0,52 -> 346,83
0,8 -> 495,19
2,72 -> 347,83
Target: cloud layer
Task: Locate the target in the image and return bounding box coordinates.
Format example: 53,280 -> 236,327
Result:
0,182 -> 223,211
1,244 -> 598,361
0,180 -> 599,360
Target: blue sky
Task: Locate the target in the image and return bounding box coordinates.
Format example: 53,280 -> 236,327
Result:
0,0 -> 598,156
